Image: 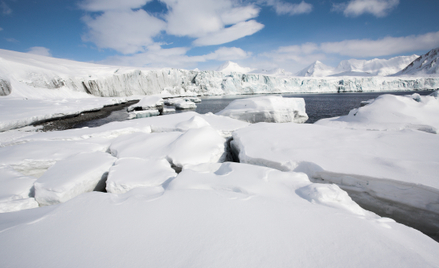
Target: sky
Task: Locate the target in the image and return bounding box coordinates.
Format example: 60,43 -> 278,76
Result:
0,0 -> 439,73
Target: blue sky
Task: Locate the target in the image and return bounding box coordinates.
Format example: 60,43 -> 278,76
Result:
1,0 -> 439,72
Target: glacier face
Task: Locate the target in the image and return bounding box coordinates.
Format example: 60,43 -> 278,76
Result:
1,48 -> 438,98
3,68 -> 439,98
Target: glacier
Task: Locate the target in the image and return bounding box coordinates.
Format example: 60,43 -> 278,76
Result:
1,48 -> 438,100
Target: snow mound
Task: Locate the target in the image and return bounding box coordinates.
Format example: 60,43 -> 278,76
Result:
106,158 -> 176,194
315,92 -> 439,134
34,152 -> 116,206
216,61 -> 254,74
397,47 -> 439,76
217,95 -> 308,123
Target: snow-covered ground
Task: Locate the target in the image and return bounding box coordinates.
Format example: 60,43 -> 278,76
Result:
1,106 -> 439,266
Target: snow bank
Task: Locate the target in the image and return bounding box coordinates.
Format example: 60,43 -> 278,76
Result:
34,152 -> 116,206
106,158 -> 176,194
315,91 -> 439,133
217,96 -> 308,123
0,162 -> 438,267
232,122 -> 439,234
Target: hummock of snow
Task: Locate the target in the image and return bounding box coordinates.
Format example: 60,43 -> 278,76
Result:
397,47 -> 439,76
172,98 -> 197,109
0,166 -> 39,213
216,61 -> 254,74
106,158 -> 176,194
127,96 -> 163,112
315,91 -> 439,134
127,109 -> 160,119
34,152 -> 116,206
1,162 -> 439,267
217,95 -> 308,123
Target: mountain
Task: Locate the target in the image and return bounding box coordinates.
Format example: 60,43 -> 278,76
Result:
295,61 -> 334,77
295,56 -> 419,77
216,61 -> 254,74
396,47 -> 439,76
333,55 -> 419,76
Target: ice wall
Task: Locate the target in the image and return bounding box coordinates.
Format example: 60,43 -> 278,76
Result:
3,68 -> 439,97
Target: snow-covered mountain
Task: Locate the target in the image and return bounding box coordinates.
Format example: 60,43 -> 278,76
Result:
295,61 -> 335,77
1,48 -> 438,99
397,47 -> 439,76
334,55 -> 419,76
296,55 -> 419,77
216,61 -> 254,74
250,68 -> 291,76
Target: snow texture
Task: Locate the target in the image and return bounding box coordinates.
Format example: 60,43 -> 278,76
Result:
0,162 -> 438,267
34,152 -> 116,206
216,95 -> 308,123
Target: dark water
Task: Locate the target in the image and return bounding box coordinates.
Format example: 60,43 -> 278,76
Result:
78,91 -> 434,128
195,91 -> 434,123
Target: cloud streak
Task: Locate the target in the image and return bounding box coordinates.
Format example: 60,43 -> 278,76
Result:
27,47 -> 52,57
263,0 -> 313,15
333,0 -> 399,17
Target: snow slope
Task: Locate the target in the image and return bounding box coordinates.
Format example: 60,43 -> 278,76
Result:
397,47 -> 439,76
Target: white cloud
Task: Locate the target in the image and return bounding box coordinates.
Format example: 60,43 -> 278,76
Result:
78,0 -> 151,11
333,0 -> 399,17
193,20 -> 264,46
81,9 -> 166,54
262,0 -> 313,15
161,0 -> 263,46
320,31 -> 439,57
27,47 -> 52,57
102,45 -> 250,68
1,1 -> 12,15
0,27 -> 3,31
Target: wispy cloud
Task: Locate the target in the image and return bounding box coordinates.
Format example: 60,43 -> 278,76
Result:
262,0 -> 313,15
333,0 -> 399,18
27,47 -> 52,57
320,31 -> 439,57
101,46 -> 251,68
1,1 -> 12,15
6,37 -> 18,43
